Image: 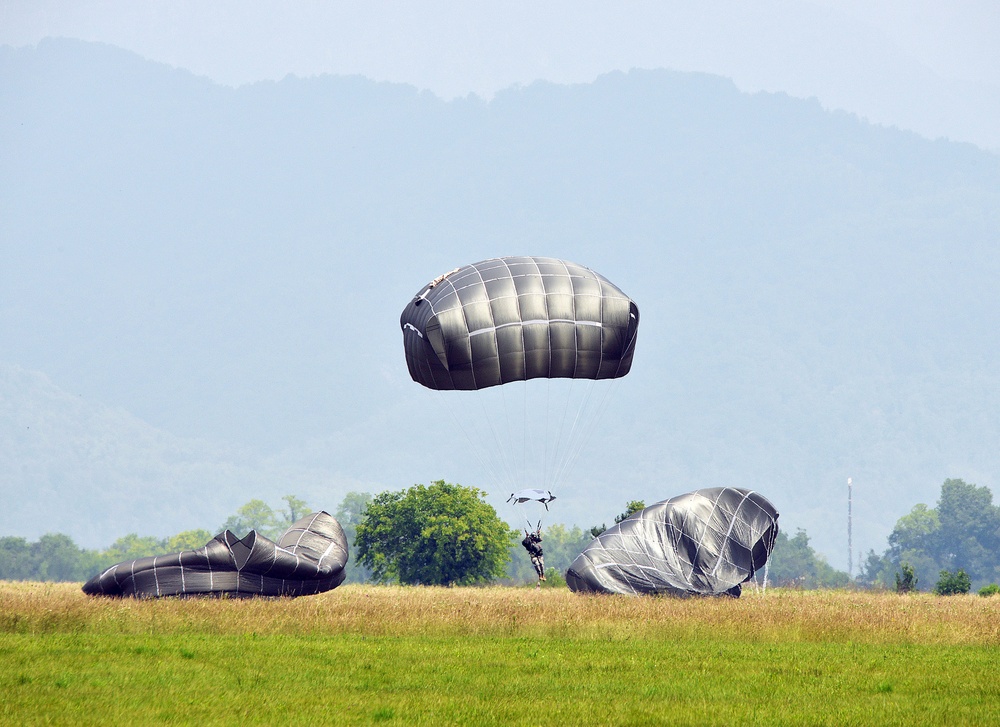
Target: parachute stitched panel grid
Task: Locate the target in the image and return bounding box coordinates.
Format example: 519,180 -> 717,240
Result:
82,512 -> 349,598
400,257 -> 640,391
566,488 -> 779,597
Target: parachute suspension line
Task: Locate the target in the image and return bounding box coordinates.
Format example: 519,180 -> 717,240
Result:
551,377 -> 621,491
547,377 -> 583,490
763,559 -> 769,593
549,377 -> 597,490
482,387 -> 520,494
542,378 -> 553,489
522,379 -> 529,491
439,392 -> 509,493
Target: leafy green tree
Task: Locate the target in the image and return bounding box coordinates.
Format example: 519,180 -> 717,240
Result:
857,548 -> 895,589
933,569 -> 971,596
869,479 -> 1000,590
935,479 -> 1000,584
33,534 -> 98,582
335,491 -> 373,583
767,529 -> 850,588
883,503 -> 942,590
616,500 -> 646,523
279,495 -> 311,528
220,499 -> 283,540
103,533 -> 165,562
589,499 -> 647,538
356,480 -> 513,585
978,584 -> 1000,597
0,536 -> 34,580
165,529 -> 213,551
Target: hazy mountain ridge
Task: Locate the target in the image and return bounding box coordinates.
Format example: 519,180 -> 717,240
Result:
2,39 -> 999,565
0,363 -> 369,547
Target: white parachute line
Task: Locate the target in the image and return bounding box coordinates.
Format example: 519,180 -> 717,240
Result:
438,391 -> 509,494
542,379 -> 551,488
551,378 -> 620,490
519,380 -> 530,486
546,378 -> 583,489
545,379 -> 586,491
481,388 -> 520,493
549,378 -> 597,489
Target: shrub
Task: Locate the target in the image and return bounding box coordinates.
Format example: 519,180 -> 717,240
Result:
933,569 -> 972,596
895,563 -> 917,593
977,583 -> 1000,597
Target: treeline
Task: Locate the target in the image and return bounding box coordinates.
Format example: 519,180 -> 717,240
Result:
0,489 -> 841,587
4,478 -> 997,591
859,478 -> 1000,592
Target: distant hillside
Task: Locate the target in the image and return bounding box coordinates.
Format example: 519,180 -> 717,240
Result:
2,39 -> 999,565
0,364 -> 372,547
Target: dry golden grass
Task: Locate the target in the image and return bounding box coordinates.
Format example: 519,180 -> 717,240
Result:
3,580 -> 998,645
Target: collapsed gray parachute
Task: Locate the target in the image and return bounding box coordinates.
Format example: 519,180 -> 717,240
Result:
400,257 -> 639,390
566,488 -> 779,597
83,512 -> 349,598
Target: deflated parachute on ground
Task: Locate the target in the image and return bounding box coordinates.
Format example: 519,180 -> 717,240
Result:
566,488 -> 779,597
400,256 -> 639,391
83,512 -> 349,598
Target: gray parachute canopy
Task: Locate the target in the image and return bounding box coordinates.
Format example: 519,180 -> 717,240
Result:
507,489 -> 557,510
82,512 -> 349,598
400,257 -> 639,391
566,488 -> 779,597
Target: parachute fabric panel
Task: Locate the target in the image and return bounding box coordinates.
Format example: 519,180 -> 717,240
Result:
82,512 -> 349,598
566,488 -> 779,597
400,257 -> 639,391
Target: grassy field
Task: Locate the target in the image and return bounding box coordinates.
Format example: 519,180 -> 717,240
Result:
1,582 -> 998,725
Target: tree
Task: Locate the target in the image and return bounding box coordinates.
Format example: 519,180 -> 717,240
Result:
220,499 -> 283,540
0,537 -> 34,580
589,499 -> 647,537
280,495 -> 311,527
33,534 -> 98,582
934,569 -> 971,596
166,529 -> 213,552
335,491 -> 373,583
355,480 -> 513,585
767,529 -> 850,588
616,500 -> 646,523
103,534 -> 165,562
869,479 -> 1000,590
934,479 -> 1000,584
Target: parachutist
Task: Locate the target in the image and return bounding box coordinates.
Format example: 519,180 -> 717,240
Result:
521,526 -> 546,584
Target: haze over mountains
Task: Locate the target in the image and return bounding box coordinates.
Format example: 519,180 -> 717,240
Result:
2,39 -> 999,569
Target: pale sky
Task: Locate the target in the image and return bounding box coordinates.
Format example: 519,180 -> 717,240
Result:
2,1 -> 999,149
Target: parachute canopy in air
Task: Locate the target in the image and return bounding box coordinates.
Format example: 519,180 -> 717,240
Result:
83,512 -> 349,598
507,489 -> 557,510
400,257 -> 640,391
566,488 -> 779,597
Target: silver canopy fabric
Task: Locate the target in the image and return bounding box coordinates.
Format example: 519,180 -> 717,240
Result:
400,257 -> 639,391
566,488 -> 779,597
82,512 -> 349,598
